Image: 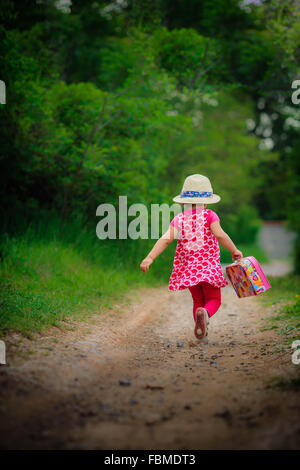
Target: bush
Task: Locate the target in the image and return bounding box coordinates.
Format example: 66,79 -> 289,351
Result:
221,204 -> 262,245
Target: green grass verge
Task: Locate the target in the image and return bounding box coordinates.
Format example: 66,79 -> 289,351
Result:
0,238 -> 143,336
0,218 -> 173,336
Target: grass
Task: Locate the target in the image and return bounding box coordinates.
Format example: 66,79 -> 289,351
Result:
0,215 -> 266,336
0,217 -> 172,336
259,274 -> 300,344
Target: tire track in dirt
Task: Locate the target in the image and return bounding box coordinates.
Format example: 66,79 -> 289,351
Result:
0,285 -> 299,449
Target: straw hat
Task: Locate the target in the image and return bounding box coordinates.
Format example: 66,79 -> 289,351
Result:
173,174 -> 221,204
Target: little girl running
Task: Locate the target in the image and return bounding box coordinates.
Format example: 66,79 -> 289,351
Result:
140,174 -> 243,340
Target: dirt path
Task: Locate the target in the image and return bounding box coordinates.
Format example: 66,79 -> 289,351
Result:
0,284 -> 299,450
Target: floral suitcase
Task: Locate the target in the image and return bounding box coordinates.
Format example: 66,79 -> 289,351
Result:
225,256 -> 271,298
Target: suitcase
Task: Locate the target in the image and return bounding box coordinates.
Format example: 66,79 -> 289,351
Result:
225,256 -> 271,298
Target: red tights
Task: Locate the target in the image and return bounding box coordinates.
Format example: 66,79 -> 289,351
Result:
188,282 -> 221,321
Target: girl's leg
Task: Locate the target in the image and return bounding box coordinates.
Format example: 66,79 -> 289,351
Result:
188,284 -> 205,322
201,282 -> 221,318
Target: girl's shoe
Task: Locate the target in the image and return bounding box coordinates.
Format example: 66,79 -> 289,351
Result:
194,307 -> 209,340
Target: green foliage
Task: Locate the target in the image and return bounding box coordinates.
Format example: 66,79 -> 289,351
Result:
222,205 -> 262,245
258,0 -> 300,71
97,36 -> 137,91
2,28 -> 270,231
285,139 -> 300,273
155,0 -> 254,37
152,27 -> 224,89
227,30 -> 279,88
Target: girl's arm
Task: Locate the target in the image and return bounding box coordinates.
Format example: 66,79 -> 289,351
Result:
210,221 -> 243,260
140,225 -> 177,272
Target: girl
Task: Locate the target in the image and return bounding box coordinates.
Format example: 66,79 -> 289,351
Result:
140,174 -> 242,340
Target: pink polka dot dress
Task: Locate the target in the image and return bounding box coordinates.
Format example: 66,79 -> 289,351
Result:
168,207 -> 228,291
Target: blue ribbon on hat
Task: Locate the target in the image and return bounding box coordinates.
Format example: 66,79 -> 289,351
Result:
180,190 -> 213,198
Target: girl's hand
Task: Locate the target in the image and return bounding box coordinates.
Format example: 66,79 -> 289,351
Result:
232,249 -> 243,260
140,256 -> 153,273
